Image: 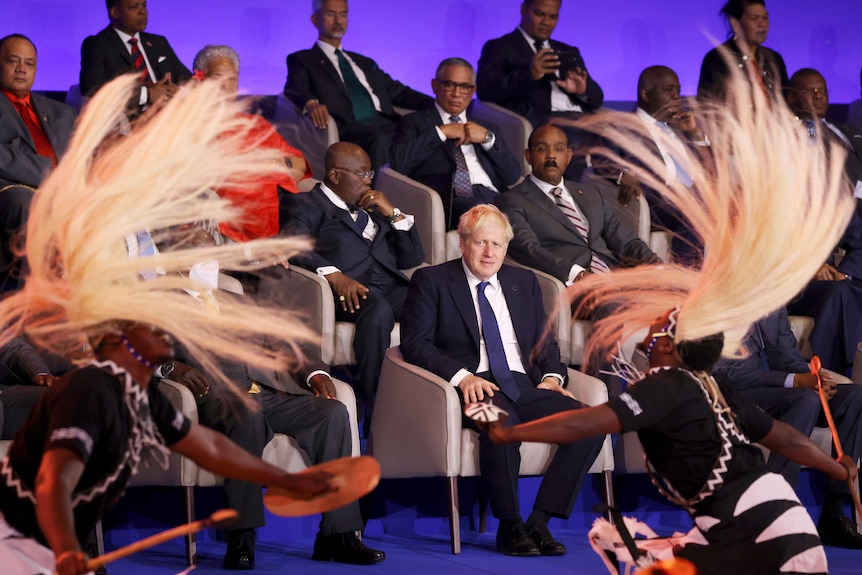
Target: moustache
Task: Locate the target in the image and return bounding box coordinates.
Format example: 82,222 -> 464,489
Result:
544,160 -> 558,168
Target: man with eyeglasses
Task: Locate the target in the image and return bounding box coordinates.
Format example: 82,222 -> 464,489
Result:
391,58 -> 521,230
784,68 -> 862,378
496,125 -> 659,286
477,0 -> 604,180
284,0 -> 433,172
280,141 -> 424,435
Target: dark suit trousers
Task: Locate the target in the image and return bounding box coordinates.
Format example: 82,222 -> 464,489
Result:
196,386 -> 361,534
334,284 -> 406,420
0,186 -> 34,294
0,379 -> 46,440
739,387 -> 820,487
339,115 -> 398,173
469,371 -> 604,521
788,279 -> 862,375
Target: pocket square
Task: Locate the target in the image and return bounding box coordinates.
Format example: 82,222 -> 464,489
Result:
157,56 -> 167,63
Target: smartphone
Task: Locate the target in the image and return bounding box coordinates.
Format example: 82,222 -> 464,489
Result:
555,50 -> 585,77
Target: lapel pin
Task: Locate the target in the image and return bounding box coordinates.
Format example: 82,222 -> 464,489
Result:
577,189 -> 583,195
512,285 -> 518,291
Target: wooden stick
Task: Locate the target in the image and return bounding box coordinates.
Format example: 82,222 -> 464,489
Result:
84,509 -> 238,570
810,356 -> 862,521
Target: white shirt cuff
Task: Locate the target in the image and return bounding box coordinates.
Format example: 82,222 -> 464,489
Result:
139,86 -> 148,107
784,373 -> 795,389
317,266 -> 341,277
451,368 -> 472,387
392,213 -> 415,231
565,264 -> 587,286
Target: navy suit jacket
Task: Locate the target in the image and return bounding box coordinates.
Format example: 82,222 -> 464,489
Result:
279,184 -> 424,286
284,44 -> 433,133
79,26 -> 191,97
0,93 -> 76,188
496,177 -> 660,282
712,308 -> 810,391
400,260 -> 565,386
476,29 -> 603,128
390,104 -> 521,220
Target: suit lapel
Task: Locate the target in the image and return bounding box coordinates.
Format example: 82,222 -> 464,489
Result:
498,267 -> 532,360
426,107 -> 457,162
106,26 -> 134,67
311,186 -> 367,240
27,97 -> 56,151
447,261 -> 481,350
521,178 -> 587,244
311,44 -> 349,100
0,96 -> 35,152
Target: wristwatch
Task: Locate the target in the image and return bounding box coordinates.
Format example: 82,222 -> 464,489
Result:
160,361 -> 175,379
389,208 -> 402,223
483,130 -> 495,145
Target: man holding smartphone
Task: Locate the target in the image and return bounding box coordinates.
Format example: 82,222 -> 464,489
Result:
477,0 -> 604,180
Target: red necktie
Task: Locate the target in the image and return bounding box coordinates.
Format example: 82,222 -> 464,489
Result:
128,38 -> 152,86
13,101 -> 57,167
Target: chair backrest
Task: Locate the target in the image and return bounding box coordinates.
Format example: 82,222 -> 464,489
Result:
853,342 -> 862,385
65,84 -> 87,114
470,100 -> 532,177
377,166 -> 450,265
272,93 -> 339,179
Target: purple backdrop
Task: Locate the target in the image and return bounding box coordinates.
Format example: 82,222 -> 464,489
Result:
4,0 -> 861,103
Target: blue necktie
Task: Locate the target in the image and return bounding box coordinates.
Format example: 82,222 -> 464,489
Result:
477,281 -> 520,401
449,115 -> 474,199
346,204 -> 369,236
755,324 -> 771,372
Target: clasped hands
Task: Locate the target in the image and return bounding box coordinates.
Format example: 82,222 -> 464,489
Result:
458,374 -> 573,404
440,121 -> 489,147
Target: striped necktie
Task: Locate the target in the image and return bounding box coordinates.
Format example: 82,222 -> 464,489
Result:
449,115 -> 474,198
128,38 -> 152,86
550,187 -> 610,274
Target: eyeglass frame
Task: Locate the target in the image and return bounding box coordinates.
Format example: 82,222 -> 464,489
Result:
331,167 -> 375,181
436,79 -> 476,94
528,144 -> 571,154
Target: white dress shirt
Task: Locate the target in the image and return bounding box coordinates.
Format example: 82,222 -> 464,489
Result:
433,102 -> 499,191
316,40 -> 382,113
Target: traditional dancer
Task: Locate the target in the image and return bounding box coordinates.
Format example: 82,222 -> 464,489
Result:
0,76 -> 344,575
472,61 -> 857,575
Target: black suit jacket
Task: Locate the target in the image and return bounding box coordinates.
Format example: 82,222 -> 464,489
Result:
697,39 -> 788,104
476,29 -> 604,128
284,44 -> 433,133
390,104 -> 522,221
279,184 -> 424,286
496,177 -> 659,282
0,93 -> 76,188
400,260 -> 565,385
79,26 -> 191,97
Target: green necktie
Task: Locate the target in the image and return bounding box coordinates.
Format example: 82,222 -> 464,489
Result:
336,49 -> 377,124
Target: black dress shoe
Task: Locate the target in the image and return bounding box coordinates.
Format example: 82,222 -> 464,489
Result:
527,522 -> 567,556
312,532 -> 386,565
818,515 -> 862,549
223,530 -> 256,570
496,522 -> 540,556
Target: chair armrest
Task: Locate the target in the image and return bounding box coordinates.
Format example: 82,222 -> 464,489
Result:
565,368 -> 608,407
157,379 -> 200,423
331,378 -> 361,456
277,265 -> 335,365
377,166 -> 448,266
369,347 -> 462,478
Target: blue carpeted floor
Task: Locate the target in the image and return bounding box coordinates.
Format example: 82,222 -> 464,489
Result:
99,472 -> 862,574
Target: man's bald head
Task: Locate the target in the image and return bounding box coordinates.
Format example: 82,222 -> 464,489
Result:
637,65 -> 681,120
323,142 -> 373,204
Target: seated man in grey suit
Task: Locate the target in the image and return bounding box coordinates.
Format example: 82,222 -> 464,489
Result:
400,204 -> 603,557
712,307 -> 862,549
279,142 -> 424,433
284,0 -> 432,172
496,125 -> 660,286
0,337 -> 58,440
390,57 -> 521,230
79,0 -> 191,106
0,34 -> 76,293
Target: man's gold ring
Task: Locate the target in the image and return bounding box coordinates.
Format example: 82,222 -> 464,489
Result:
339,295 -> 346,301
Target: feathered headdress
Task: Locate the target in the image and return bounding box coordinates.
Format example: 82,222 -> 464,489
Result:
0,76 -> 317,390
569,66 -> 853,362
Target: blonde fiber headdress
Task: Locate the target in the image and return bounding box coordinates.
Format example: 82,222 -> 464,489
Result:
0,76 -> 317,390
567,67 -> 853,362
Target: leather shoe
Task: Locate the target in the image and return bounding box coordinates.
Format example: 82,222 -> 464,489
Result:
223,530 -> 255,570
312,532 -> 385,565
496,522 -> 540,556
818,515 -> 862,549
527,522 -> 567,556
817,515 -> 862,549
